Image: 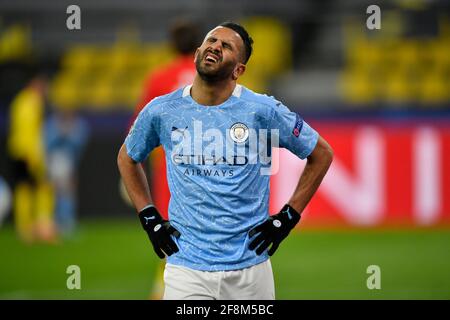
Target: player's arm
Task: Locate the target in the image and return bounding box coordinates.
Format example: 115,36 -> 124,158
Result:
117,106 -> 180,259
249,100 -> 333,256
249,136 -> 332,256
117,144 -> 152,212
118,145 -> 180,258
287,135 -> 333,214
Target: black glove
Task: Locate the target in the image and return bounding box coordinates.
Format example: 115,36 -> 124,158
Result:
248,204 -> 301,256
139,205 -> 181,259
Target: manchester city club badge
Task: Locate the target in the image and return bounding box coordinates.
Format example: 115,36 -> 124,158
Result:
229,122 -> 249,143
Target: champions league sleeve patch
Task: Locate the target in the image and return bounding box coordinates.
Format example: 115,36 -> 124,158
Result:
292,113 -> 304,138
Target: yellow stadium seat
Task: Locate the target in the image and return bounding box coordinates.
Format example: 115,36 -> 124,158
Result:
0,24 -> 32,62
50,71 -> 84,109
346,39 -> 385,71
109,44 -> 140,73
238,68 -> 268,93
113,76 -> 144,108
241,17 -> 292,77
340,68 -> 377,104
393,40 -> 420,68
419,70 -> 449,104
381,68 -> 417,103
142,43 -> 176,71
87,73 -> 117,110
61,45 -> 98,71
432,40 -> 450,69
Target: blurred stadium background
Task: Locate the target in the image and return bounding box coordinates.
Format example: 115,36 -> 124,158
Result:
0,0 -> 449,299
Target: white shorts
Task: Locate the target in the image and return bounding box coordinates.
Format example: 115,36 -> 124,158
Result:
163,260 -> 275,300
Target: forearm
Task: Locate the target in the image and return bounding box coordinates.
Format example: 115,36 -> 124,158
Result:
117,144 -> 152,212
288,136 -> 333,214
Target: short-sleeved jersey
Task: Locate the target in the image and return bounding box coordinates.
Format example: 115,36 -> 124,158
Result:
125,84 -> 319,271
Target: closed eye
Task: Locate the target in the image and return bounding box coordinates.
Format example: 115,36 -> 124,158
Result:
222,42 -> 233,50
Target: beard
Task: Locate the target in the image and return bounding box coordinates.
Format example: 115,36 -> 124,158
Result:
195,50 -> 236,83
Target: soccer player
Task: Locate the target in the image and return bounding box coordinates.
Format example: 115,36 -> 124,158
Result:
45,105 -> 89,237
7,70 -> 56,243
117,22 -> 333,300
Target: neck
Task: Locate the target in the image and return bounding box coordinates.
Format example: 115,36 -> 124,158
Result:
190,75 -> 236,106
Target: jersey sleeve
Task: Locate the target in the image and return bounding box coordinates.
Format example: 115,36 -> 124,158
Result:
124,102 -> 161,162
269,99 -> 319,160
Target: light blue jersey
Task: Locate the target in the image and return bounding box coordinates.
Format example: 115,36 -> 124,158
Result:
125,84 -> 319,271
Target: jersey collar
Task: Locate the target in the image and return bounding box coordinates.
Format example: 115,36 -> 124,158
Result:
182,84 -> 242,99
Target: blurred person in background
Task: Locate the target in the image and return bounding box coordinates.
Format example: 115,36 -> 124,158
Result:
134,19 -> 201,118
128,18 -> 201,299
44,104 -> 89,238
7,68 -> 56,244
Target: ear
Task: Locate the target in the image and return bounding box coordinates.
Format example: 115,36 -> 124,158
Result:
232,63 -> 246,80
193,48 -> 200,63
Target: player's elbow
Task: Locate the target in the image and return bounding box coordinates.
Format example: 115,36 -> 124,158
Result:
309,136 -> 333,168
117,144 -> 130,173
322,141 -> 334,167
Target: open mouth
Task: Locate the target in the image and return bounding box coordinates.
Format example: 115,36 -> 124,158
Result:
204,52 -> 220,63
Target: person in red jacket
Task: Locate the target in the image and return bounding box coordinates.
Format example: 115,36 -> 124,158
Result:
130,19 -> 201,299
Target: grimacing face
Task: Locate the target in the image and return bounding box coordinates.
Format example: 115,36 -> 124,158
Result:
194,26 -> 246,82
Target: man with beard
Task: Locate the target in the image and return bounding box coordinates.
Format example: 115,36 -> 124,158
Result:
117,22 -> 333,299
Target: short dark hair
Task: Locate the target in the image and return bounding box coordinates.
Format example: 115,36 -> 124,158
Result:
170,19 -> 202,55
219,21 -> 253,64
